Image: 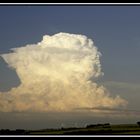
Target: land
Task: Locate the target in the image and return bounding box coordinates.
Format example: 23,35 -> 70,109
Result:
1,123 -> 140,135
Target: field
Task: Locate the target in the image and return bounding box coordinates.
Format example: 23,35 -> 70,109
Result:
29,124 -> 140,135
1,123 -> 140,135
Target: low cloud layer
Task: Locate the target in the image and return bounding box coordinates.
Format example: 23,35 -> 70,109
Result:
0,33 -> 127,112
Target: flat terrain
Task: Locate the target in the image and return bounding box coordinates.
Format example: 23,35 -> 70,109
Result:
1,123 -> 140,135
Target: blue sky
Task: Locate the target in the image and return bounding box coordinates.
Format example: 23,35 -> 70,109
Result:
0,5 -> 140,128
0,6 -> 140,83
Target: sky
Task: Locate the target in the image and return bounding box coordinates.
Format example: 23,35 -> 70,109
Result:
0,5 -> 140,129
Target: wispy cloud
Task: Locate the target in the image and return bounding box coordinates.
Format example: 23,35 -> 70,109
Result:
102,81 -> 140,92
75,106 -> 140,116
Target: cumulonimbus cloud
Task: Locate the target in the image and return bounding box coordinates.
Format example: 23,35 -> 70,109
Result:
0,32 -> 127,112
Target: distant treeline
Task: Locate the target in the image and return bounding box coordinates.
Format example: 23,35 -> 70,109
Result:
0,129 -> 29,135
86,123 -> 111,128
0,122 -> 140,135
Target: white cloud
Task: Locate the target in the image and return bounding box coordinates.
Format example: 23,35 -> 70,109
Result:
0,33 -> 127,112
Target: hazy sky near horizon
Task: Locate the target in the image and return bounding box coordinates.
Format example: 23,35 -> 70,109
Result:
0,5 -> 140,129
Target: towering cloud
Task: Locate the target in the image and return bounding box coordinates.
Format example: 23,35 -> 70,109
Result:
0,33 -> 127,112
